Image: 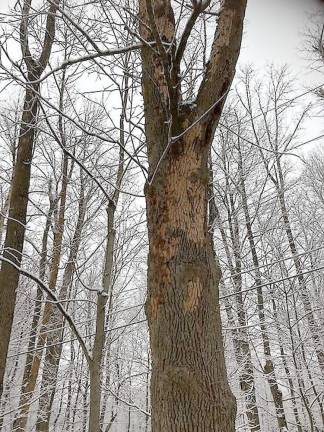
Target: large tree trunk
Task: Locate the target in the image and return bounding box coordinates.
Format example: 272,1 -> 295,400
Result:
145,142 -> 236,430
140,0 -> 247,429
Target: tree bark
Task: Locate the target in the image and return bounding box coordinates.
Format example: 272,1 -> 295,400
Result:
145,145 -> 236,431
139,0 -> 247,429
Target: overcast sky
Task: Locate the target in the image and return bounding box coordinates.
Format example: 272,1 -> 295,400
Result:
242,0 -> 324,147
243,0 -> 323,76
1,0 -> 323,80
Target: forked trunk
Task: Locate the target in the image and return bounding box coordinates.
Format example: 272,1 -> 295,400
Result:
139,0 -> 247,429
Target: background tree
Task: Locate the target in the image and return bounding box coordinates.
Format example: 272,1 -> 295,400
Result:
0,0 -> 59,397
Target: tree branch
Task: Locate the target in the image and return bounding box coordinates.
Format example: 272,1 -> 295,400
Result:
195,0 -> 247,116
0,255 -> 92,364
175,0 -> 211,66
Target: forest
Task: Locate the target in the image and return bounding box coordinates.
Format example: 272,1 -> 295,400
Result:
0,0 -> 324,431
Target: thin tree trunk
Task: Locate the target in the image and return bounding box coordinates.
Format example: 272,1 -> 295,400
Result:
88,210 -> 118,432
0,326 -> 23,430
36,175 -> 87,432
0,191 -> 10,245
271,293 -> 302,432
13,185 -> 56,430
209,169 -> 260,432
88,82 -> 125,431
144,354 -> 150,432
89,199 -> 117,432
0,0 -> 59,398
276,160 -> 324,374
13,154 -> 69,431
287,270 -> 324,429
237,146 -> 288,430
82,375 -> 89,432
99,305 -> 116,431
61,346 -> 74,432
284,286 -> 317,431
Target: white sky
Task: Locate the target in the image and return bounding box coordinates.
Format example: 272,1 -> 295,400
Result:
242,0 -> 323,77
241,0 -> 324,150
1,0 -> 323,69
1,0 -> 323,83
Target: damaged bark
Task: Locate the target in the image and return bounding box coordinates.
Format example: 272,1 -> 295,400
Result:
139,0 -> 247,429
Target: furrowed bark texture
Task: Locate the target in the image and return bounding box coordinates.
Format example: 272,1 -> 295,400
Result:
139,0 -> 247,430
0,0 -> 59,398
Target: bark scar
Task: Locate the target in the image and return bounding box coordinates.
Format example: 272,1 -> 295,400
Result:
183,278 -> 202,312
